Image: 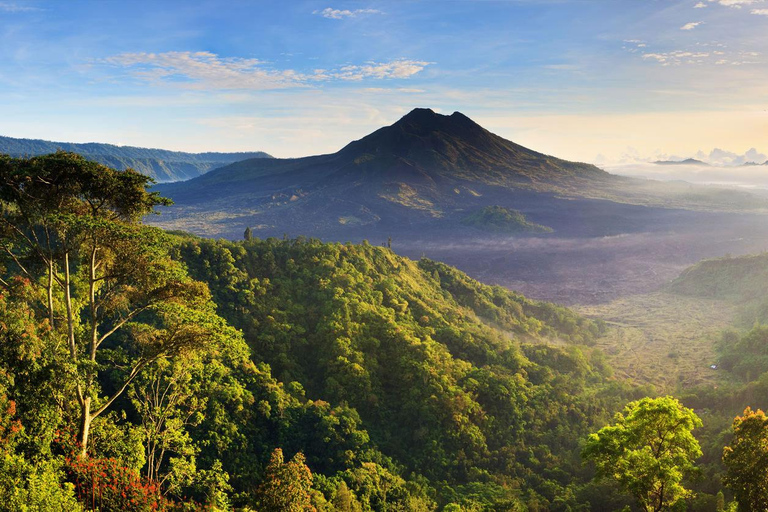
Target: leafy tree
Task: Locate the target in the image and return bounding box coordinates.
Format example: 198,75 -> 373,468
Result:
0,153 -> 236,457
244,226 -> 253,241
256,448 -> 314,511
332,480 -> 361,512
723,407 -> 768,511
583,396 -> 702,511
130,355 -> 205,494
716,490 -> 725,511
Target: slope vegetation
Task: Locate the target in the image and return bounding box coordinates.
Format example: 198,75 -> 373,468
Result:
170,234 -> 635,509
461,205 -> 553,233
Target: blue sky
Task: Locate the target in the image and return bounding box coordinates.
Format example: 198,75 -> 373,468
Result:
0,0 -> 766,163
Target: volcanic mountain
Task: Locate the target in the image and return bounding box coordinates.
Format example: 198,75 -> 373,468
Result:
153,108 -> 768,239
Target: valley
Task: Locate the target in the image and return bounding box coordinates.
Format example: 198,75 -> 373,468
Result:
576,292 -> 735,391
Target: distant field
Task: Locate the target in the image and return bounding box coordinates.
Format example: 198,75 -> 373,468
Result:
575,292 -> 736,391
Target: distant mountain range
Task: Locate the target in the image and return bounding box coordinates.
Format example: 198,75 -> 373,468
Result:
654,158 -> 710,166
653,158 -> 768,167
153,108 -> 768,239
0,135 -> 272,182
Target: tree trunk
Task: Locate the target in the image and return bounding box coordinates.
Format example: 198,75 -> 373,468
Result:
64,251 -> 76,356
79,398 -> 92,458
47,259 -> 55,329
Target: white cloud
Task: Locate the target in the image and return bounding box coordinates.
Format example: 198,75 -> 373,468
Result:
642,50 -> 710,65
0,2 -> 40,12
681,21 -> 704,30
102,52 -> 430,90
699,147 -> 768,165
640,47 -> 760,66
313,7 -> 383,19
694,2 -> 707,7
752,8 -> 768,14
325,60 -> 431,80
707,0 -> 766,7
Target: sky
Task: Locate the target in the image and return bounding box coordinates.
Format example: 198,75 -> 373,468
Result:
0,0 -> 766,164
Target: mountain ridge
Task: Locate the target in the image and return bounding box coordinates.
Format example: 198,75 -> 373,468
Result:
0,134 -> 272,182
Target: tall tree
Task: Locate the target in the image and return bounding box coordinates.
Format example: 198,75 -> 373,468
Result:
256,448 -> 314,511
582,396 -> 702,512
723,407 -> 768,511
0,152 -> 235,457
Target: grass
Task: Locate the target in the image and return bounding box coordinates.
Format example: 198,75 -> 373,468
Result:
575,292 -> 736,392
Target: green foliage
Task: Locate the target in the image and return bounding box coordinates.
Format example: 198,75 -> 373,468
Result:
0,153 -> 663,510
256,448 -> 314,511
0,152 -> 240,458
722,407 -> 768,511
718,326 -> 768,381
461,205 -> 552,234
0,455 -> 83,512
0,373 -> 81,511
583,396 -> 703,511
171,235 -> 622,508
668,252 -> 768,326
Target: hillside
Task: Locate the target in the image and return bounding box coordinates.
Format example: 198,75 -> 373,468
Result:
0,135 -> 271,182
669,252 -> 768,302
168,234 -> 634,509
461,205 -> 553,233
668,252 -> 768,325
0,149 -> 756,511
152,108 -> 768,239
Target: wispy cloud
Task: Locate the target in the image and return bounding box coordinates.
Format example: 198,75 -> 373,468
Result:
642,50 -> 710,65
708,0 -> 761,7
752,8 -> 768,14
0,2 -> 41,12
361,87 -> 425,94
694,2 -> 708,7
317,60 -> 431,80
313,7 -> 383,19
681,21 -> 704,30
640,47 -> 760,66
101,51 -> 430,90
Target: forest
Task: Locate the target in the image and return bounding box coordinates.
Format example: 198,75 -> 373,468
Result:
2,153 -> 768,511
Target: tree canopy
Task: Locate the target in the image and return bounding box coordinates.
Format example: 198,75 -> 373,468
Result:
583,396 -> 703,511
723,407 -> 768,511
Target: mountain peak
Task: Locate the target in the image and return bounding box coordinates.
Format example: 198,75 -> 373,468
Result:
395,108 -> 477,129
381,108 -> 487,142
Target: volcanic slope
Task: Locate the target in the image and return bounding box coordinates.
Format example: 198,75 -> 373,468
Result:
153,108 -> 768,239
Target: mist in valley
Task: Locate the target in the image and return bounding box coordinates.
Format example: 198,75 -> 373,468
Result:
607,161 -> 768,191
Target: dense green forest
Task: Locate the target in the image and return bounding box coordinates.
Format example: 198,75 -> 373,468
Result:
2,153 -> 768,511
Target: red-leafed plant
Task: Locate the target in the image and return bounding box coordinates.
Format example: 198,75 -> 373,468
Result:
65,455 -> 171,511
